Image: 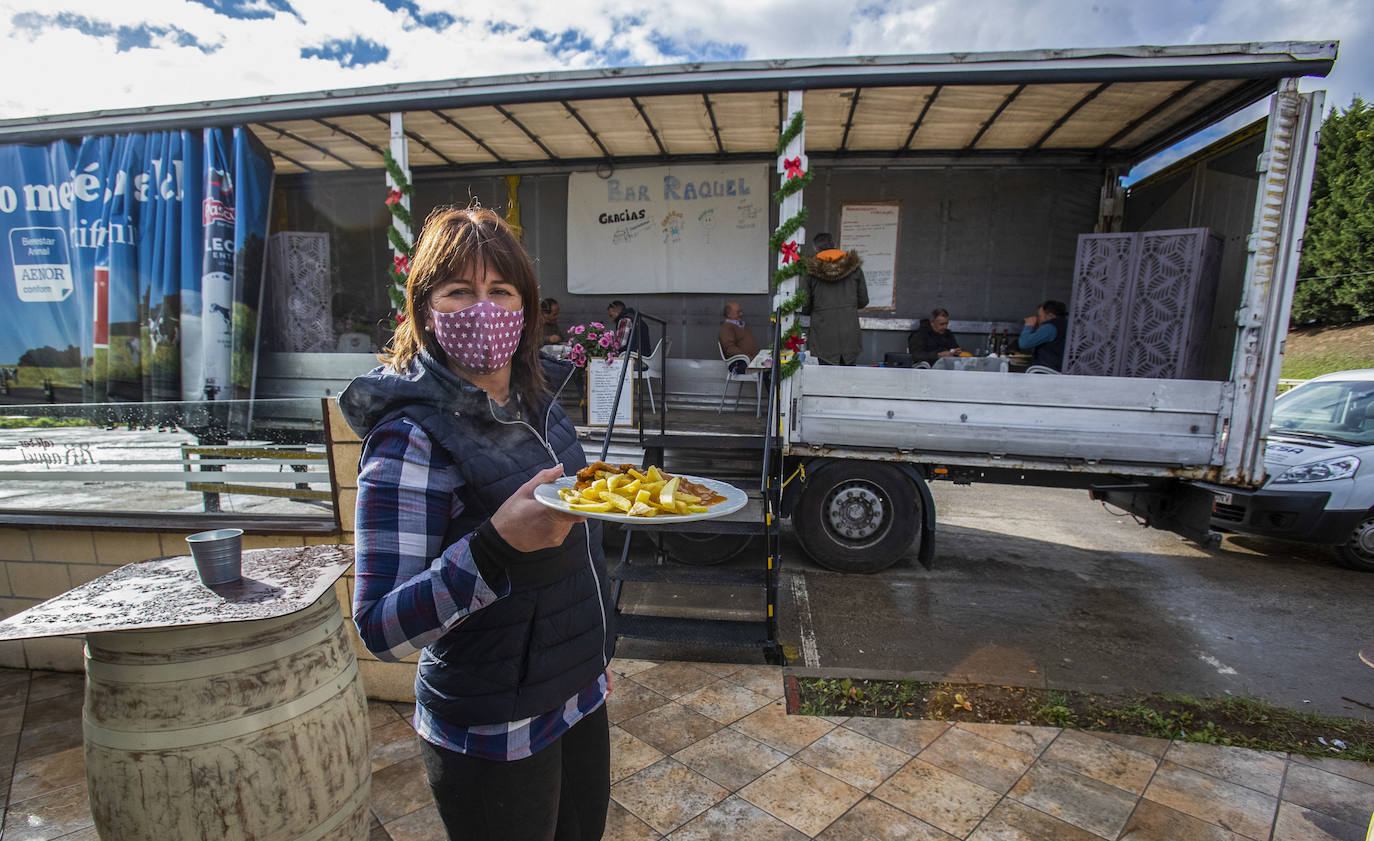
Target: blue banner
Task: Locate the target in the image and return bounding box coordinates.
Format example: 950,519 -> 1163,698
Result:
0,130 -> 272,406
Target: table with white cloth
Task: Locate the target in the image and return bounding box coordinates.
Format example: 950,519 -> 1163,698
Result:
933,356 -> 1010,372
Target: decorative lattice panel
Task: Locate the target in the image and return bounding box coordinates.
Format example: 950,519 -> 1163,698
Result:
1063,234 -> 1135,376
266,233 -> 333,353
1066,229 -> 1222,380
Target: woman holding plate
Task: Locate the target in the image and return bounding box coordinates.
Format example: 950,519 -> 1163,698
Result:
339,206 -> 613,841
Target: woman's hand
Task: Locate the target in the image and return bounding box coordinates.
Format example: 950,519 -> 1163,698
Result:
490,464 -> 586,552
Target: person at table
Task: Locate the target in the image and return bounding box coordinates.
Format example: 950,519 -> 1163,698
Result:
1019,299 -> 1069,371
802,232 -> 868,365
539,297 -> 564,345
339,206 -> 613,841
718,301 -> 761,373
907,307 -> 961,364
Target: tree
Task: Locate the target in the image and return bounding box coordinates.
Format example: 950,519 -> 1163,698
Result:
1292,97 -> 1374,323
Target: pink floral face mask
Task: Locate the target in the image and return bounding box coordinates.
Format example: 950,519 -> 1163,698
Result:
431,301 -> 524,374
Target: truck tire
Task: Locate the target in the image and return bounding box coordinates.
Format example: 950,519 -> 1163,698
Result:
1334,514 -> 1374,572
796,461 -> 920,574
662,533 -> 755,566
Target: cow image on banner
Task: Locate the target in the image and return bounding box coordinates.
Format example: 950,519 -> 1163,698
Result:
566,163 -> 768,294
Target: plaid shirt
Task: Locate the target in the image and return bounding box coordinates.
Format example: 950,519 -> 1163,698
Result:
353,417 -> 606,760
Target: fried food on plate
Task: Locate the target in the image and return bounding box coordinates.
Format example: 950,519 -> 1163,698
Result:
559,464 -> 726,516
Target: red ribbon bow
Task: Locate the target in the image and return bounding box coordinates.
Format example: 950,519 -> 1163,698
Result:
783,157 -> 804,179
784,333 -> 805,352
393,253 -> 410,274
394,312 -> 407,324
779,241 -> 800,264
385,188 -> 405,206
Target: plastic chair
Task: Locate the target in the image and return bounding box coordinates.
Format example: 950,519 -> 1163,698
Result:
1025,364 -> 1061,374
717,344 -> 761,417
629,338 -> 667,413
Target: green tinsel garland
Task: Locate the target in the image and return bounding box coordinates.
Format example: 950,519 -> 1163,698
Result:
768,207 -> 808,252
381,149 -> 416,314
382,150 -> 415,198
775,110 -> 805,157
770,259 -> 807,290
772,171 -> 813,206
777,288 -> 807,317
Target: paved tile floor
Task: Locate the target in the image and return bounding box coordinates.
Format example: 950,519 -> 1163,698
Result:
2,660 -> 1372,840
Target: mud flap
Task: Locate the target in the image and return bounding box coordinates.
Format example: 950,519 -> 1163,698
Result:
1090,480 -> 1221,548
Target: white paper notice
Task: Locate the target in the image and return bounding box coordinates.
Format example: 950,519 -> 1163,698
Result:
586,358 -> 634,427
839,202 -> 900,310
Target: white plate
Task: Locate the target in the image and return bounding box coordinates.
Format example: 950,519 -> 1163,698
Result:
533,473 -> 748,524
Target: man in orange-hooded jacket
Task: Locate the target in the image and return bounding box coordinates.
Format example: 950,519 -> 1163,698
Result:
802,232 -> 868,365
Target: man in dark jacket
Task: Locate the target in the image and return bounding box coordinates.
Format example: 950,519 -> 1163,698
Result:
802,232 -> 868,365
907,307 -> 962,364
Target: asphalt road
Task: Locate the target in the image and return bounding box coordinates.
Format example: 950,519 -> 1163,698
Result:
619,482 -> 1374,720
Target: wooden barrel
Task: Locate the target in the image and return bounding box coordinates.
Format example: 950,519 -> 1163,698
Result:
82,590 -> 371,841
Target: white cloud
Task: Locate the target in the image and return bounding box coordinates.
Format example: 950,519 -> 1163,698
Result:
0,0 -> 1365,125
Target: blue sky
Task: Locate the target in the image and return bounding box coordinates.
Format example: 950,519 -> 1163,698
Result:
0,0 -> 1368,178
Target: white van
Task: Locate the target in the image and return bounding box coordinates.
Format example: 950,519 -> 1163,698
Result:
1205,370 -> 1374,570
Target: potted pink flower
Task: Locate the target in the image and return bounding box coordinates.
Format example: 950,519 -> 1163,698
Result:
565,322 -> 615,368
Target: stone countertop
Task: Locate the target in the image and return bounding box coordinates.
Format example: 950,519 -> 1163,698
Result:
0,544 -> 353,641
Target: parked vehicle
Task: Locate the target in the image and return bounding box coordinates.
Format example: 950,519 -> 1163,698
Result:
1203,370 -> 1374,570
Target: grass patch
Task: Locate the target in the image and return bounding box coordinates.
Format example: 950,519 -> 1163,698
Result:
1282,322 -> 1374,380
0,416 -> 94,428
796,677 -> 1374,762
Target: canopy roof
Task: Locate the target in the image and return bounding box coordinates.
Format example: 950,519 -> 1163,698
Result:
0,41 -> 1335,175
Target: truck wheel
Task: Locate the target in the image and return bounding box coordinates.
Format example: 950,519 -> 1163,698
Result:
1335,514 -> 1374,572
796,462 -> 919,573
662,533 -> 755,566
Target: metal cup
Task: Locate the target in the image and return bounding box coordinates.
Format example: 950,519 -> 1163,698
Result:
186,528 -> 243,586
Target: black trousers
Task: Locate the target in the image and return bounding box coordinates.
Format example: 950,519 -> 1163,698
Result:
419,704 -> 610,841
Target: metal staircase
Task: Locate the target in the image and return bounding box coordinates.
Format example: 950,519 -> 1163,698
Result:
600,312 -> 785,664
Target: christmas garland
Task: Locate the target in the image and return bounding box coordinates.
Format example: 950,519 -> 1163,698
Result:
382,149 -> 415,313
775,110 -> 805,157
772,110 -> 809,381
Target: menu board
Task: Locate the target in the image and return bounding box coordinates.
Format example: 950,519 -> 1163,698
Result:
586,358 -> 634,427
839,201 -> 900,310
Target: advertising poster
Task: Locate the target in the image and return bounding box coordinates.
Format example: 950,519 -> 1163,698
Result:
0,129 -> 272,409
566,163 -> 768,295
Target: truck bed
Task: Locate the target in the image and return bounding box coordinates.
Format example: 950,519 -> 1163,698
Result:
786,365 -> 1230,479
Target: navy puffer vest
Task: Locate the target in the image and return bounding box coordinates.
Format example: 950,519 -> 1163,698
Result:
353,355 -> 613,726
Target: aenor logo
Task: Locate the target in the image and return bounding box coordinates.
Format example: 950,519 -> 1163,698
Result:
10,227 -> 73,302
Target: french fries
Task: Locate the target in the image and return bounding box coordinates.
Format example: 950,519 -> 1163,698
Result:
557,465 -> 718,516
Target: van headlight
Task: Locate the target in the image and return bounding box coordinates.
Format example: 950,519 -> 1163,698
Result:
1271,456 -> 1360,484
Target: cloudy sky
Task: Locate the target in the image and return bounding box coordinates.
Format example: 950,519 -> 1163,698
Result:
0,0 -> 1367,175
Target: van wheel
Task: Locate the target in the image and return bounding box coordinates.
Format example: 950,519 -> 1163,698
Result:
796,462 -> 919,574
662,533 -> 754,566
1335,514 -> 1374,572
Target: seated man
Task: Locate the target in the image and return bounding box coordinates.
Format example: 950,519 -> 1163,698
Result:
907,307 -> 961,364
539,297 -> 564,345
607,298 -> 651,355
718,301 -> 761,373
1018,299 -> 1069,371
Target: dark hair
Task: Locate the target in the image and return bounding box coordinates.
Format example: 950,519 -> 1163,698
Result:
1039,300 -> 1069,318
540,297 -> 558,314
608,299 -> 625,310
812,232 -> 835,251
931,307 -> 949,319
382,206 -> 547,400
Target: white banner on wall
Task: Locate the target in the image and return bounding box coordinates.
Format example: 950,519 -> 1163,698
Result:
566,163 -> 769,295
840,201 -> 901,311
